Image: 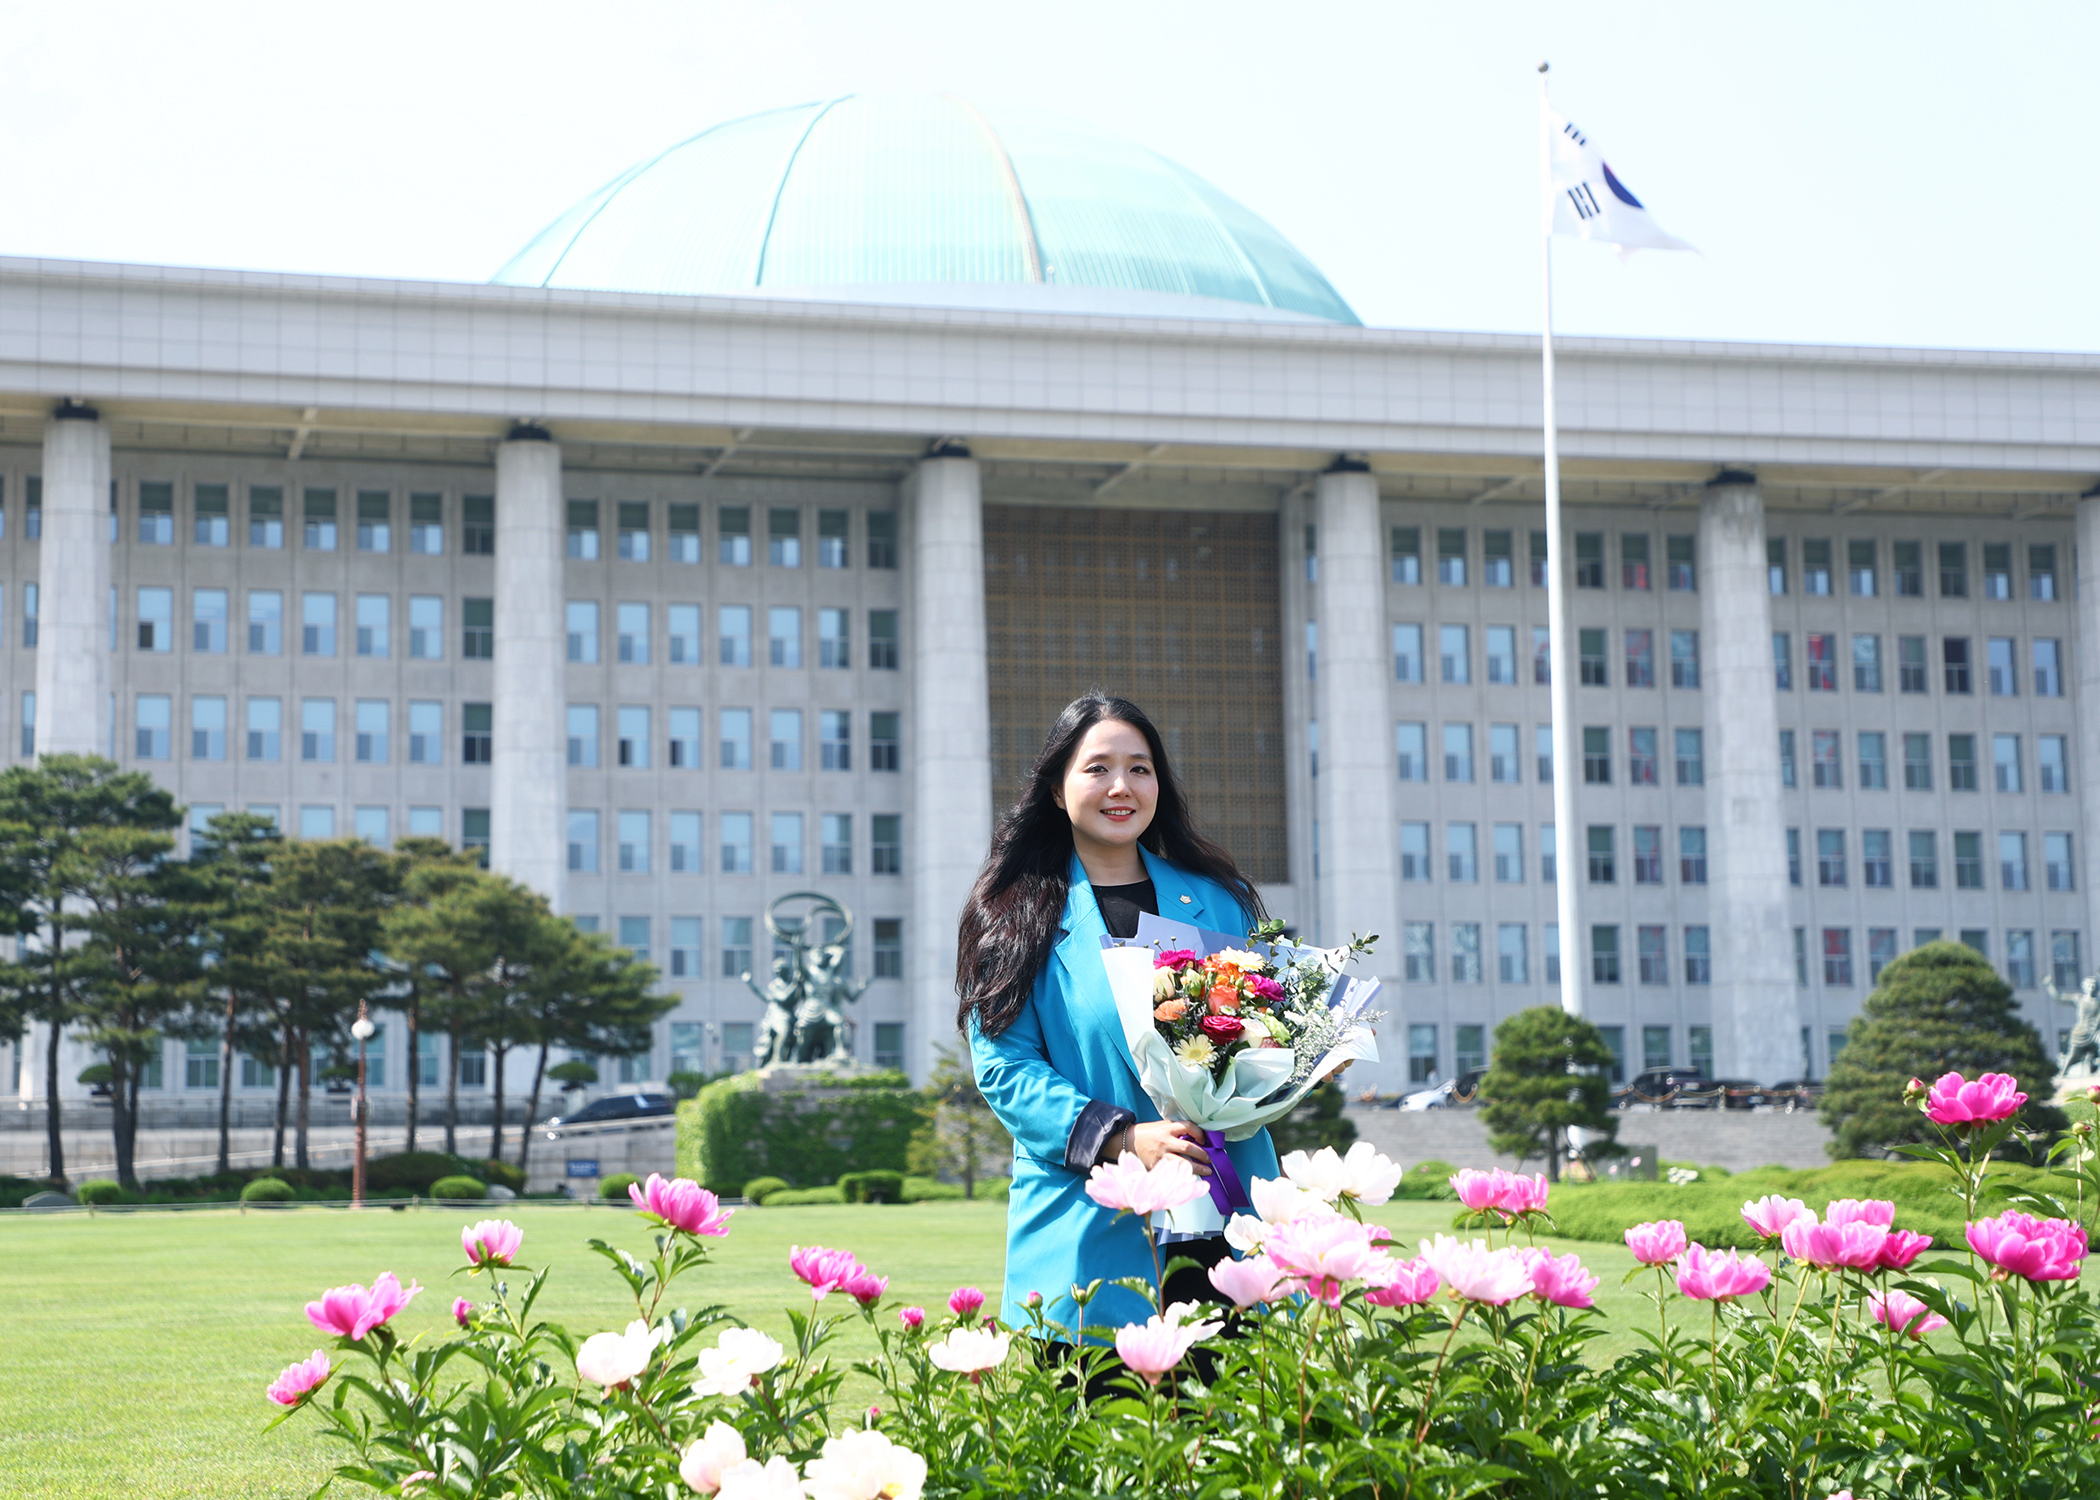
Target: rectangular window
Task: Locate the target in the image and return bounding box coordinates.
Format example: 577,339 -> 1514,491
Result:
807,508 -> 849,570
1665,533 -> 1695,591
1848,538 -> 1876,596
17,690 -> 30,757
1909,830 -> 1938,888
1493,822 -> 1524,883
1823,928 -> 1854,986
1574,532 -> 1604,588
1862,828 -> 1892,887
1682,926 -> 1712,986
768,507 -> 801,568
566,499 -> 600,559
406,596 -> 442,660
618,811 -> 651,874
1392,623 -> 1423,683
1587,825 -> 1616,884
717,707 -> 752,770
1982,543 -> 2012,600
134,694 -> 171,759
617,706 -> 650,768
1578,628 -> 1607,686
1443,723 -> 1474,782
869,610 -> 899,670
1988,637 -> 2017,697
300,698 -> 335,763
1536,724 -> 1553,784
2045,831 -> 2075,891
1591,925 -> 1621,984
1938,541 -> 1968,597
249,485 -> 284,548
1954,831 -> 1984,889
1541,824 -> 1556,883
353,807 -> 388,848
1533,625 -> 1551,685
1852,633 -> 1882,692
1948,734 -> 1978,791
408,492 -> 442,554
566,810 -> 600,873
872,813 -> 903,875
1788,827 -> 1802,885
813,607 -> 851,670
616,603 -> 649,664
709,606 -> 750,668
1482,529 -> 1513,587
1451,926 -> 1482,985
137,481 -> 174,545
1670,629 -> 1699,688
1638,925 -> 1668,984
356,490 -> 390,553
1780,729 -> 1796,789
1582,726 -> 1610,785
1812,729 -> 1843,789
1497,924 -> 1528,984
714,505 -> 752,567
1632,824 -> 1663,884
1817,828 -> 1847,886
2030,544 -> 2058,601
1897,635 -> 1927,694
2052,931 -> 2083,991
299,806 -> 336,840
1395,722 -> 1427,782
1469,724 -> 1515,790
1390,526 -> 1421,584
1961,930 -> 1990,958
1805,633 -> 1837,691
846,507 -> 888,570
1399,822 -> 1431,883
768,606 -> 803,668
21,582 -> 37,649
194,483 -> 229,547
1858,731 -> 1887,789
614,501 -> 650,561
1436,527 -> 1466,586
1773,632 -> 1791,691
566,705 -> 600,768
1622,533 -> 1651,590
669,811 -> 702,874
1529,528 -> 1550,587
1767,537 -> 1787,594
2006,930 -> 2036,989
461,597 -> 494,659
866,917 -> 902,979
136,587 -> 172,652
2034,639 -> 2063,697
770,708 -> 803,771
303,488 -> 337,550
820,813 -> 853,874
2039,735 -> 2068,793
1867,927 -> 1899,983
408,701 -> 441,765
1993,733 -> 2022,793
245,697 -> 282,762
461,494 -> 494,554
355,594 -> 389,658
190,695 -> 227,761
771,812 -> 805,874
820,710 -> 851,771
461,807 -> 489,861
354,700 -> 388,764
1446,822 -> 1477,883
2000,831 -> 2029,891
1403,922 -> 1435,983
1484,625 -> 1516,685
1903,733 -> 1932,790
870,712 -> 901,772
1624,628 -> 1655,688
181,588 -> 230,655
564,601 -> 599,664
295,593 -> 334,657
1802,539 -> 1832,595
1439,624 -> 1469,684
1628,727 -> 1658,785
720,812 -> 753,874
1893,540 -> 1923,596
1680,826 -> 1707,884
1545,923 -> 1561,983
1673,727 -> 1704,786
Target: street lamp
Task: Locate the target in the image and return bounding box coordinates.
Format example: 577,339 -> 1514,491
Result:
350,1003 -> 375,1209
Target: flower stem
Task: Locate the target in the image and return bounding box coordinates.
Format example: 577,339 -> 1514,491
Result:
1413,1303 -> 1466,1448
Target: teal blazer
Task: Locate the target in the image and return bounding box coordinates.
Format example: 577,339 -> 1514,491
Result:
969,846 -> 1279,1333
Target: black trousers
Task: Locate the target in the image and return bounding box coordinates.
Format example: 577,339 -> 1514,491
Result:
1051,1235 -> 1234,1401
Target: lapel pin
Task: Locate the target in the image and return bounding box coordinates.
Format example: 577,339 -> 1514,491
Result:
1179,894 -> 1192,904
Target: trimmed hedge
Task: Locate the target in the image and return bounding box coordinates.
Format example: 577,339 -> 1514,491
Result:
741,1176 -> 790,1205
765,1185 -> 848,1206
366,1151 -> 479,1194
75,1179 -> 123,1206
750,1176 -> 1011,1208
600,1173 -> 640,1202
838,1170 -> 906,1204
429,1175 -> 487,1201
240,1177 -> 297,1204
677,1071 -> 920,1197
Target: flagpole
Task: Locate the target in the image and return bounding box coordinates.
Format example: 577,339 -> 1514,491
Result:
1540,61 -> 1583,1019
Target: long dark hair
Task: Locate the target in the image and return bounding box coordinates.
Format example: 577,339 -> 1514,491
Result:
955,691 -> 1265,1038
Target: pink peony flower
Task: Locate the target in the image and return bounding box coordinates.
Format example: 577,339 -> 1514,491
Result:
1450,1168 -> 1548,1219
1519,1249 -> 1599,1308
265,1349 -> 331,1406
842,1268 -> 888,1307
1740,1195 -> 1814,1241
1624,1220 -> 1688,1267
1084,1149 -> 1209,1217
789,1245 -> 863,1299
1113,1302 -> 1224,1386
1208,1253 -> 1290,1309
630,1174 -> 735,1237
1364,1257 -> 1442,1309
1507,1173 -> 1551,1214
1965,1210 -> 2089,1282
402,1473 -> 437,1492
1876,1230 -> 1934,1271
948,1286 -> 985,1319
1823,1199 -> 1895,1229
1869,1289 -> 1949,1340
305,1271 -> 421,1341
898,1306 -> 925,1331
1418,1235 -> 1535,1305
1264,1215 -> 1395,1305
1924,1071 -> 2028,1126
461,1218 -> 523,1268
1153,949 -> 1197,969
1674,1244 -> 1773,1301
1781,1216 -> 1889,1270
452,1297 -> 473,1328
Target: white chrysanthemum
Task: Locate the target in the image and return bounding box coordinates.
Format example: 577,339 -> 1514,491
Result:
1172,1034 -> 1216,1068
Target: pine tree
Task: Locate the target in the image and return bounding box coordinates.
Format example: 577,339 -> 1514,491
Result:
1477,1005 -> 1619,1179
907,1043 -> 1011,1199
1821,941 -> 2067,1157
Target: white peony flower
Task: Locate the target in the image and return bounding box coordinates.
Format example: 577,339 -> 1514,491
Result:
714,1455 -> 804,1500
1278,1146 -> 1350,1202
575,1319 -> 666,1390
1224,1211 -> 1270,1253
925,1326 -> 1010,1377
691,1326 -> 787,1398
679,1421 -> 748,1494
1211,948 -> 1268,970
801,1428 -> 927,1500
1248,1174 -> 1332,1227
1336,1142 -> 1405,1205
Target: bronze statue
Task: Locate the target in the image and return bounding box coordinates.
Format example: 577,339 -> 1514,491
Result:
740,893 -> 868,1068
2048,973 -> 2100,1077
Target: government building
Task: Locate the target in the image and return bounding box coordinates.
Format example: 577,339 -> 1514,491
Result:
4,94 -> 2097,1107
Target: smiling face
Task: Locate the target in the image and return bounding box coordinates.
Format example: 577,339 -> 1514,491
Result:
1053,718 -> 1158,875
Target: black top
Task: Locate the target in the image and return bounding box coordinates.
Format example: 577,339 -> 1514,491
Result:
1093,878 -> 1158,940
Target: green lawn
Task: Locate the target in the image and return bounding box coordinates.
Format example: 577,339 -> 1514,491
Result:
0,1196 -> 1746,1497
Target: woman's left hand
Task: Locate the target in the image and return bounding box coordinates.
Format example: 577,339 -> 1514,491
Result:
1122,1119 -> 1213,1176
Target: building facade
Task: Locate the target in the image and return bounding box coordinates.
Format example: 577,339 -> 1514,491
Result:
4,97 -> 2099,1106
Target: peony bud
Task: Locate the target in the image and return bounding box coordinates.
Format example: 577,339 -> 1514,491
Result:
1903,1076 -> 1928,1107
452,1297 -> 473,1328
1025,1290 -> 1044,1310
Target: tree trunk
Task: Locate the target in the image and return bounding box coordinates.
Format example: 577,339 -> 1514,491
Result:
114,1051 -> 139,1190
403,996 -> 420,1154
518,1044 -> 549,1173
294,1031 -> 311,1171
444,1020 -> 461,1155
42,1012 -> 64,1185
272,1019 -> 293,1168
215,992 -> 236,1176
488,1041 -> 509,1162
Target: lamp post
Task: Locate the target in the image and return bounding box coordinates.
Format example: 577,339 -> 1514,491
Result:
350,1002 -> 375,1208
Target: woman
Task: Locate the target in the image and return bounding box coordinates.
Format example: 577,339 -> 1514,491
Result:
961,691 -> 1276,1336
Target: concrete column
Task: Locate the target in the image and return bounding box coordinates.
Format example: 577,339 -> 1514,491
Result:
34,404 -> 111,757
2074,495 -> 2100,995
1697,479 -> 1799,1082
905,452 -> 993,1083
1311,462 -> 1398,952
489,426 -> 566,905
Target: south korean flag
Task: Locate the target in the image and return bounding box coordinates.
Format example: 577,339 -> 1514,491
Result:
1548,110 -> 1696,255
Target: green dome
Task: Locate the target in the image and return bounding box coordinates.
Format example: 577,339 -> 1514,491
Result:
494,94 -> 1358,325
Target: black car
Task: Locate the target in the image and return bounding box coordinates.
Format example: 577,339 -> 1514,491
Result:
546,1092 -> 676,1129
1618,1068 -> 1716,1108
1709,1078 -> 1770,1110
1763,1079 -> 1824,1113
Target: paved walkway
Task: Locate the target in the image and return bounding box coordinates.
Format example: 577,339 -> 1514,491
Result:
1344,1102 -> 1833,1173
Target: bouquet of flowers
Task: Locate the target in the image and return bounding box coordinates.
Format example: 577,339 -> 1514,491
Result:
1100,916 -> 1381,1234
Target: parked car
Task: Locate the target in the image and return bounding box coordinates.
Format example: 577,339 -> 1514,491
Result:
545,1092 -> 676,1132
1617,1068 -> 1715,1108
1762,1078 -> 1824,1113
1397,1078 -> 1456,1111
1709,1078 -> 1771,1110
1450,1067 -> 1489,1104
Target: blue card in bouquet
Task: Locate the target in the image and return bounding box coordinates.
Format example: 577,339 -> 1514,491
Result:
1098,910 -> 1247,958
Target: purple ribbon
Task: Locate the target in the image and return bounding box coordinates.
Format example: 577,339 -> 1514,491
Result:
1201,1129 -> 1251,1217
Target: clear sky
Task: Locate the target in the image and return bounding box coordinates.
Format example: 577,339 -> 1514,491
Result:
3,1 -> 2091,351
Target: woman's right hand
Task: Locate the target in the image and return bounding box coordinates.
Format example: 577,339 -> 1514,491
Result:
1122,1119 -> 1213,1176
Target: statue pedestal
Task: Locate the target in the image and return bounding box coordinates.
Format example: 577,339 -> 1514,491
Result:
753,1062 -> 889,1095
